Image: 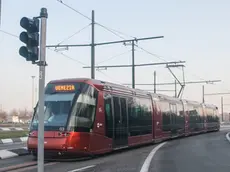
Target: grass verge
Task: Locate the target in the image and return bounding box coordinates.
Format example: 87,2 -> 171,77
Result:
0,123 -> 29,128
0,131 -> 28,139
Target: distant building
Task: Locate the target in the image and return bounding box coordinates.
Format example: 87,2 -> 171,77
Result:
7,115 -> 19,123
0,116 -> 5,122
223,112 -> 230,122
19,115 -> 31,123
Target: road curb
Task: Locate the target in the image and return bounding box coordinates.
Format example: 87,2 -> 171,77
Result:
0,147 -> 29,160
0,137 -> 28,144
226,132 -> 230,143
0,127 -> 27,131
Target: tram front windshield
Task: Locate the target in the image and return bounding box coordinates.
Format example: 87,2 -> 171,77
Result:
31,93 -> 75,131
30,82 -> 98,131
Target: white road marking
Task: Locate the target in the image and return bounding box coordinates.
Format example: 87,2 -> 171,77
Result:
225,132 -> 230,142
0,128 -> 10,131
20,137 -> 28,142
68,165 -> 96,172
15,128 -> 24,131
140,142 -> 167,172
1,139 -> 13,144
0,150 -> 18,159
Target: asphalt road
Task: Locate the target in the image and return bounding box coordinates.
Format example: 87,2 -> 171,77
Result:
0,128 -> 229,172
0,142 -> 26,150
149,130 -> 230,172
0,155 -> 33,170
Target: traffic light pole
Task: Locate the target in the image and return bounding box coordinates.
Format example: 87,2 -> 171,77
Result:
37,8 -> 48,172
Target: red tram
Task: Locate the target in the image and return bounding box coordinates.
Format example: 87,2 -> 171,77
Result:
27,78 -> 220,158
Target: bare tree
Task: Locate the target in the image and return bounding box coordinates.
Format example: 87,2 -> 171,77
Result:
9,109 -> 18,116
18,108 -> 32,123
27,110 -> 33,118
0,111 -> 7,122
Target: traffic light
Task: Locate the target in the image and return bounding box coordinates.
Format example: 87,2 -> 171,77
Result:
19,17 -> 40,63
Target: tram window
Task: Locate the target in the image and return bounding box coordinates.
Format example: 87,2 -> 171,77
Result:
193,106 -> 202,129
120,98 -> 127,128
127,97 -> 133,121
104,97 -> 113,138
213,109 -> 219,122
159,101 -> 170,131
139,97 -> 152,134
206,108 -> 213,122
134,97 -> 140,118
127,96 -> 152,136
187,105 -> 195,124
113,97 -> 121,125
210,108 -> 214,122
176,103 -> 184,129
129,97 -> 139,136
198,107 -> 204,122
67,85 -> 98,132
127,97 -> 136,136
169,104 -> 176,125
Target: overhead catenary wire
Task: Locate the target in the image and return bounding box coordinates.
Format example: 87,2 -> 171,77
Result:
96,49 -> 132,65
56,23 -> 91,45
47,47 -> 88,66
135,45 -> 168,62
48,47 -> 129,84
0,5 -> 223,93
1,1 -> 225,91
0,27 -> 90,67
55,0 -> 133,41
56,0 -> 91,20
95,23 -> 126,40
101,26 -> 135,39
96,70 -> 124,85
0,29 -> 18,38
136,45 -> 207,81
1,29 -> 228,94
0,26 -> 216,89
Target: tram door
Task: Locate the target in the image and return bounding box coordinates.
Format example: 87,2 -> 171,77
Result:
113,97 -> 128,148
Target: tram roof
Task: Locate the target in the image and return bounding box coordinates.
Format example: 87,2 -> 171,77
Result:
48,78 -> 218,108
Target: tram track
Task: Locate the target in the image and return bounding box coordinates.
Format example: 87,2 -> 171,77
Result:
1,162 -> 58,172
0,127 -> 229,172
0,158 -> 59,172
0,161 -> 38,172
0,155 -> 96,172
0,155 -> 37,172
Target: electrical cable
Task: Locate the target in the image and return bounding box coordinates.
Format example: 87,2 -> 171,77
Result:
96,50 -> 131,65
96,70 -> 123,85
56,0 -> 91,20
136,45 -> 208,81
47,47 -> 88,66
55,0 -> 133,40
0,29 -> 18,38
57,23 -> 91,45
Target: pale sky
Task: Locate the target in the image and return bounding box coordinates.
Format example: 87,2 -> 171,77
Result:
0,0 -> 230,113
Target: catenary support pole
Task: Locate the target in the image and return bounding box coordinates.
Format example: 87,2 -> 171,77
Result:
132,40 -> 135,88
202,85 -> 205,103
221,96 -> 224,122
175,80 -> 177,98
154,71 -> 156,93
37,8 -> 48,172
91,10 -> 95,79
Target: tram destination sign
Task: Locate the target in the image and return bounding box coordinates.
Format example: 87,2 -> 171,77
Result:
45,82 -> 83,94
54,84 -> 75,91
